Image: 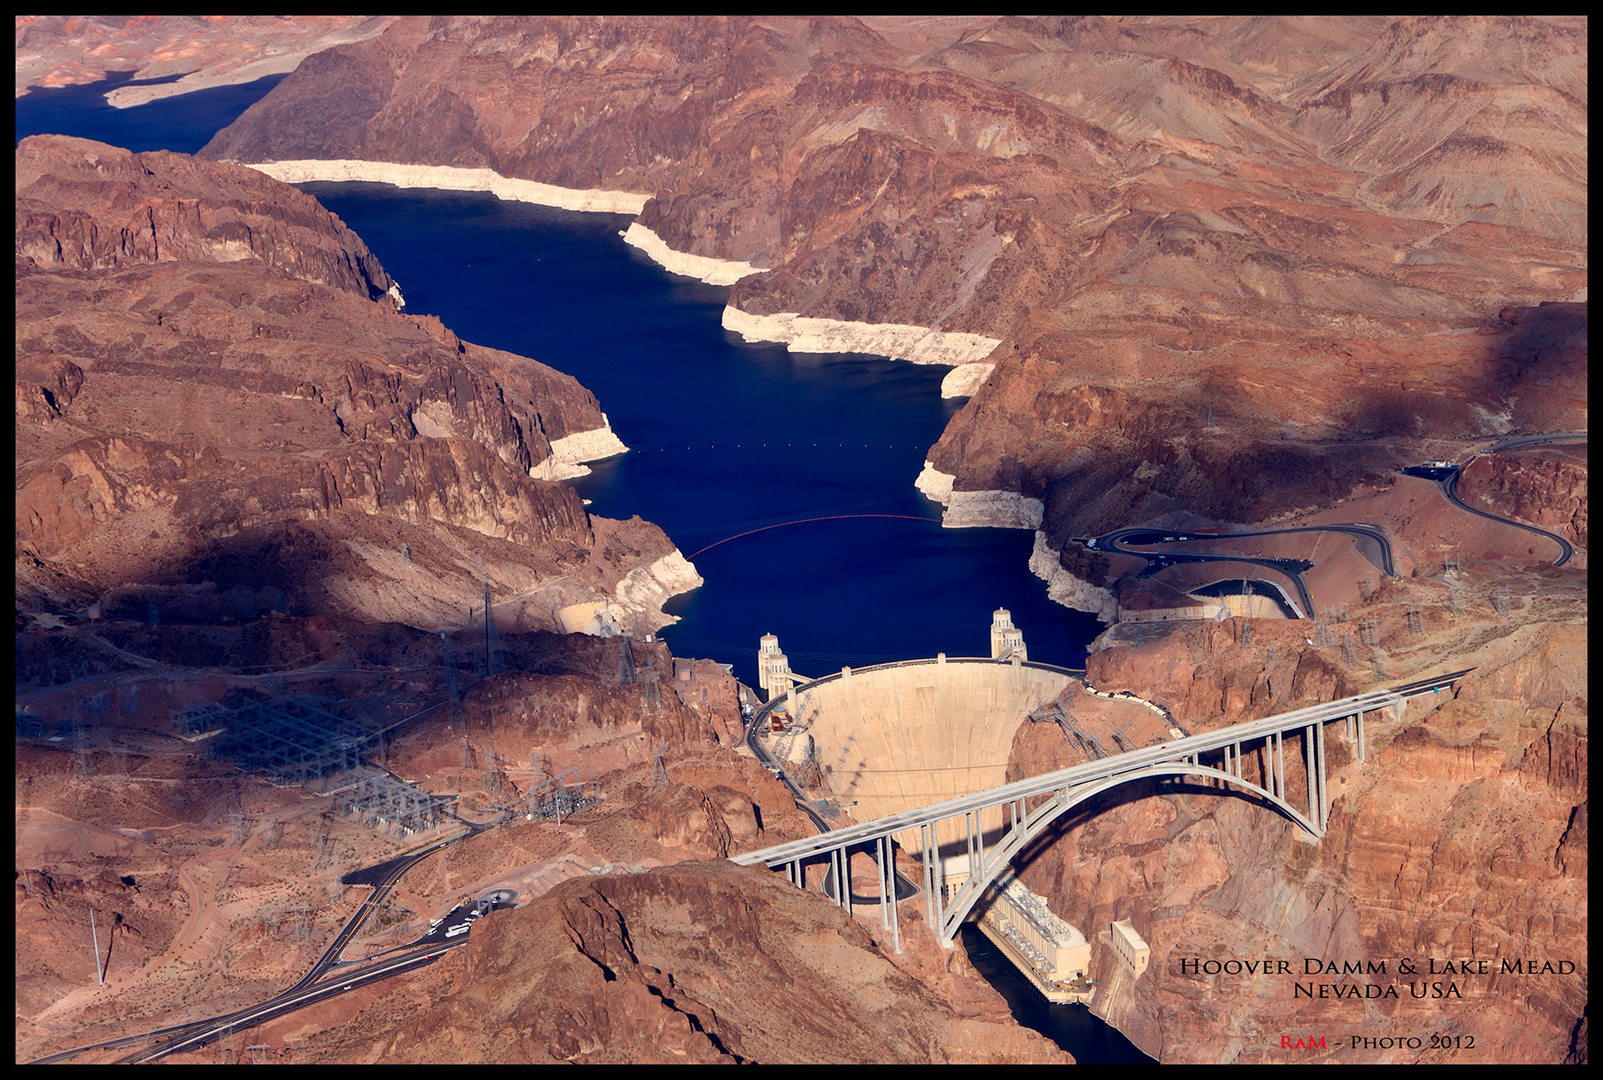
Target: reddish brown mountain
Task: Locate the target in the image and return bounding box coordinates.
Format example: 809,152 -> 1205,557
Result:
16,135 -> 677,633
200,16 -> 1585,554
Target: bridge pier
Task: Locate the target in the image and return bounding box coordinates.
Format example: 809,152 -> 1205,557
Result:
1317,721 -> 1327,831
877,835 -> 901,952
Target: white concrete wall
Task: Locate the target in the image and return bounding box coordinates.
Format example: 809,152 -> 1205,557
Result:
241,159 -> 650,215
794,660 -> 1074,856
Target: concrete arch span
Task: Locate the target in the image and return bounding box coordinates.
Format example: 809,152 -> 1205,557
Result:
934,762 -> 1322,943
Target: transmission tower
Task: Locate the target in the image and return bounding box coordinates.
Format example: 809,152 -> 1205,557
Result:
483,583 -> 503,676
617,637 -> 636,686
651,743 -> 670,788
833,732 -> 858,771
440,631 -> 464,732
640,658 -> 661,711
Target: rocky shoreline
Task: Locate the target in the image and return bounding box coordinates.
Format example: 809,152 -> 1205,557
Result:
533,417 -> 630,482
620,222 -> 758,286
722,307 -> 1002,366
16,135 -> 687,640
915,463 -> 1046,531
242,158 -> 650,215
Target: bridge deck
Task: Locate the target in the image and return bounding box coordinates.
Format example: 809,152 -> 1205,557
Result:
735,670 -> 1468,868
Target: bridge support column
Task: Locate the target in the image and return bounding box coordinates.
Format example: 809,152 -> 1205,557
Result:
921,824 -> 935,928
1357,711 -> 1366,763
878,835 -> 902,953
1274,731 -> 1285,801
1316,721 -> 1328,832
1304,725 -> 1316,829
921,823 -> 953,949
966,811 -> 986,885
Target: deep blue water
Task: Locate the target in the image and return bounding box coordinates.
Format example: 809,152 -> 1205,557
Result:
17,74 -> 1101,688
16,75 -> 1145,1063
297,183 -> 1102,686
16,69 -> 288,155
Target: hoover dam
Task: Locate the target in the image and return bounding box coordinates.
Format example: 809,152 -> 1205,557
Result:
762,653 -> 1074,855
750,610 -> 1175,1003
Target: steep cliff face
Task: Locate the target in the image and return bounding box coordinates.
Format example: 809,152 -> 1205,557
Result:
1005,615 -> 1587,1063
16,134 -> 396,299
15,135 -> 688,632
1456,447 -> 1588,549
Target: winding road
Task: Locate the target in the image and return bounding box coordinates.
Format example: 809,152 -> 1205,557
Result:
1435,432 -> 1583,567
30,818 -> 498,1065
1081,522 -> 1401,619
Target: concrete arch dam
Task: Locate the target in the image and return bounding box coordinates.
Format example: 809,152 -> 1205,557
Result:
762,656 -> 1079,865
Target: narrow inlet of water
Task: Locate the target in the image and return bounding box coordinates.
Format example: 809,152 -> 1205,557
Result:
960,926 -> 1156,1063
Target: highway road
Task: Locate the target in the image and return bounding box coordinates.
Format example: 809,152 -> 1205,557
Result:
736,670 -> 1474,869
29,821 -> 493,1065
113,944 -> 466,1063
1435,433 -> 1583,567
1078,520 -> 1406,620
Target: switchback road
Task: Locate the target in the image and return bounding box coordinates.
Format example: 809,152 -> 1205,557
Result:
1080,523 -> 1403,619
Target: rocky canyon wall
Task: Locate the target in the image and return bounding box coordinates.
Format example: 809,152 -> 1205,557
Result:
1004,613 -> 1586,1063
15,135 -> 694,634
198,16 -> 1586,611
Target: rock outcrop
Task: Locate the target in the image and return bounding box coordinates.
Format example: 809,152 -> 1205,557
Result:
15,135 -> 694,633
15,16 -> 397,103
198,16 -> 1586,620
1456,446 -> 1587,549
313,860 -> 1070,1064
1005,614 -> 1587,1063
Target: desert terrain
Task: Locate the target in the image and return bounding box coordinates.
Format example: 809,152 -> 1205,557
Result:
16,16 -> 1585,1064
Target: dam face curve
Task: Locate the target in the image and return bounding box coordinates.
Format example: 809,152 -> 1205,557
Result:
768,657 -> 1077,858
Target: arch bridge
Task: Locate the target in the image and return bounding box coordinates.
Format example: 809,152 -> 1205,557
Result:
732,671 -> 1470,949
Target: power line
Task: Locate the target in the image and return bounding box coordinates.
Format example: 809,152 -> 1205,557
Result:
686,514 -> 940,560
